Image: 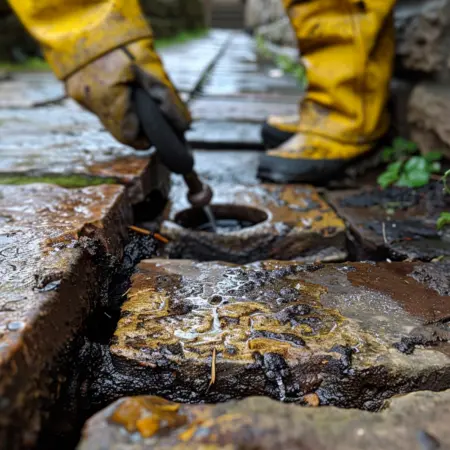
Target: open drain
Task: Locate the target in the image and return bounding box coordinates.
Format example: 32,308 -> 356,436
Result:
175,204 -> 268,233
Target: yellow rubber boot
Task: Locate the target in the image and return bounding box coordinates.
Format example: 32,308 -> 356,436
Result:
262,114 -> 299,149
258,0 -> 396,183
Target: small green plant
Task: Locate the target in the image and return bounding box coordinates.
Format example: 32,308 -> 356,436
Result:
0,57 -> 49,72
437,170 -> 450,230
377,137 -> 442,189
154,29 -> 208,49
256,35 -> 307,88
437,212 -> 450,230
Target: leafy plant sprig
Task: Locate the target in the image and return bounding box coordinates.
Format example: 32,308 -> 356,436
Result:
377,137 -> 443,189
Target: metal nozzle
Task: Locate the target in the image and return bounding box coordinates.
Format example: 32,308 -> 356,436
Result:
183,171 -> 213,208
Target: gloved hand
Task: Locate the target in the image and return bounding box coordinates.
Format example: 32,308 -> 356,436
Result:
65,38 -> 191,150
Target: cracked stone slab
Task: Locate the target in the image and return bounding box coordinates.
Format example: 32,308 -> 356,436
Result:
103,259 -> 450,409
0,100 -> 170,204
0,183 -> 132,450
327,183 -> 450,261
78,389 -> 450,450
161,184 -> 347,263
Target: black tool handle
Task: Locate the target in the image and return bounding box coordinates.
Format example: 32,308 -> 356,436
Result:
133,86 -> 194,175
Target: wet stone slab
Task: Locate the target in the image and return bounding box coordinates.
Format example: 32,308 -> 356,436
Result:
186,120 -> 264,149
103,259 -> 450,409
0,72 -> 65,108
0,184 -> 132,449
327,182 -> 450,261
78,389 -> 450,450
0,101 -> 170,204
161,184 -> 347,263
189,97 -> 298,123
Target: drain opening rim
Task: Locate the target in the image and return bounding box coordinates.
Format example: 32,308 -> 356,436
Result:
174,203 -> 269,233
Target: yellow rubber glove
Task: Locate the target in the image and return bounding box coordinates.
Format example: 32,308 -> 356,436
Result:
65,39 -> 191,149
7,0 -> 191,149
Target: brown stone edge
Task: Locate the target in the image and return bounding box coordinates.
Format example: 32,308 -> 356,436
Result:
0,187 -> 133,450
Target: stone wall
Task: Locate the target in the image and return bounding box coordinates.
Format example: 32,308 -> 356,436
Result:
0,0 -> 206,61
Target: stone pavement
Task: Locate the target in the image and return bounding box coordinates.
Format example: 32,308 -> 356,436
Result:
0,30 -> 449,450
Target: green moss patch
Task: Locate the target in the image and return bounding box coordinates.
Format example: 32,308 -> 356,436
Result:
0,174 -> 118,188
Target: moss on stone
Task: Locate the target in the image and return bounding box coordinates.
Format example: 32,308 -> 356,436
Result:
0,57 -> 49,72
0,174 -> 118,188
155,28 -> 208,49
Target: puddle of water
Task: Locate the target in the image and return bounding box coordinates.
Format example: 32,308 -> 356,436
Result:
195,218 -> 256,233
175,204 -> 268,234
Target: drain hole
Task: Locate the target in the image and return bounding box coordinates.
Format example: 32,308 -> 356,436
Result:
175,204 -> 268,233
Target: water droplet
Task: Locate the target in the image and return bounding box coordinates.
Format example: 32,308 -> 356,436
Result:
7,321 -> 25,332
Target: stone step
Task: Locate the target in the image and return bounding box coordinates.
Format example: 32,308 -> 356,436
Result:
0,183 -> 132,450
77,390 -> 450,449
0,100 -> 170,204
82,259 -> 450,411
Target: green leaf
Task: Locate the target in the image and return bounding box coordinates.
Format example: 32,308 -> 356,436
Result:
403,156 -> 427,173
377,170 -> 399,189
396,169 -> 430,188
437,212 -> 450,230
424,151 -> 443,162
386,161 -> 403,175
430,161 -> 442,173
393,137 -> 418,154
382,147 -> 395,162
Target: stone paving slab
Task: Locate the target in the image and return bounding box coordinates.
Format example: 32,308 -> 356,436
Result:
102,259 -> 450,409
190,97 -> 298,122
0,31 -> 230,109
202,70 -> 301,96
0,72 -> 65,108
186,120 -> 263,149
0,183 -> 132,450
78,389 -> 450,450
161,184 -> 347,263
0,101 -> 170,204
327,184 -> 450,261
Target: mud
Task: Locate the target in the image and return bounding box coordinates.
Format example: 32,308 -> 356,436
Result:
328,182 -> 450,261
37,230 -> 160,450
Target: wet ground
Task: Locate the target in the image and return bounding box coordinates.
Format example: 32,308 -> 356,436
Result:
0,29 -> 450,450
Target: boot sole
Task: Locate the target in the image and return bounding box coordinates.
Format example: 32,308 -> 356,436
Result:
261,122 -> 295,149
257,154 -> 346,184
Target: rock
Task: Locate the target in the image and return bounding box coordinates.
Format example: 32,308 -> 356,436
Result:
77,385 -> 450,449
0,184 -> 132,450
408,82 -> 450,160
395,0 -> 450,77
244,0 -> 286,30
161,184 -> 347,263
78,259 -> 450,412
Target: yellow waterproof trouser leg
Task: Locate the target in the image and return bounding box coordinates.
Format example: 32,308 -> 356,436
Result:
258,0 -> 396,183
7,0 -> 152,79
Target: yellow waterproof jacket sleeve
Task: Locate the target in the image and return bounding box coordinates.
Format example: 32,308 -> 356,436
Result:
7,0 -> 152,79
